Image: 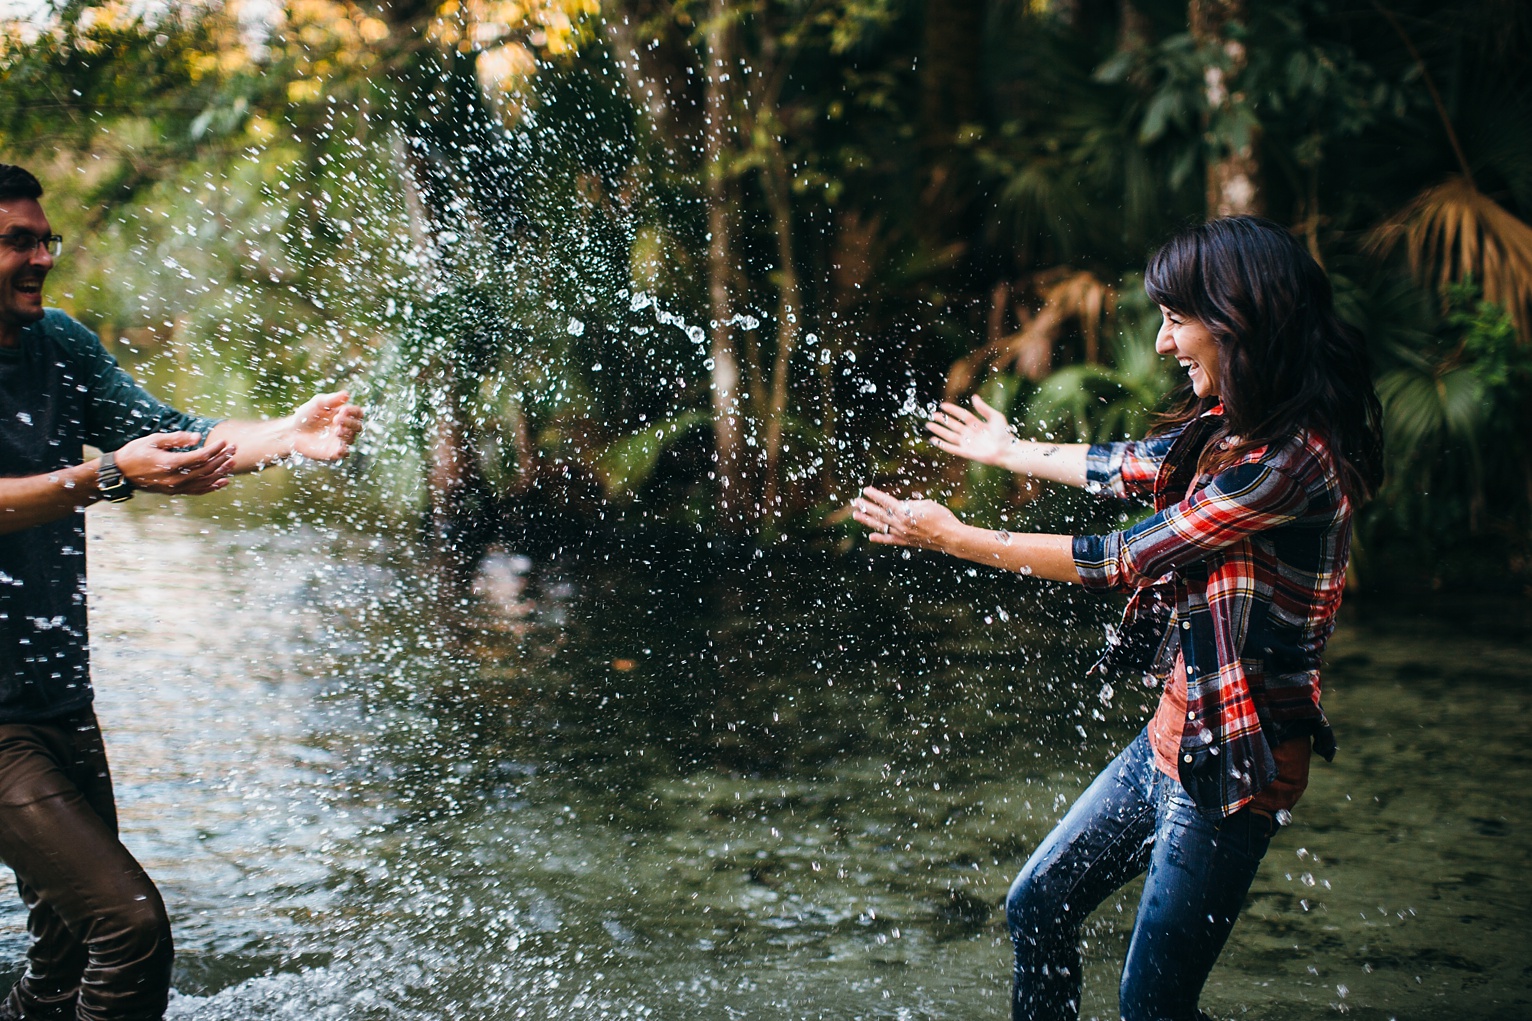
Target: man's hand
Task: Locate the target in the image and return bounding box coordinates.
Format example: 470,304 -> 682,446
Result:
113,432 -> 235,495
289,391 -> 364,462
208,390 -> 365,473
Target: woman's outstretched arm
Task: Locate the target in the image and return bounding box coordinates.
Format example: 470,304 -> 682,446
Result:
853,486 -> 1083,584
926,395 -> 1089,488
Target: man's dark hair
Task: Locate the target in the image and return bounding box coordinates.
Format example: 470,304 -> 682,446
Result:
0,164 -> 43,203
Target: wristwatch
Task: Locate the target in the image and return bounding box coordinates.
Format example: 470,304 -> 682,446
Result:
97,451 -> 134,503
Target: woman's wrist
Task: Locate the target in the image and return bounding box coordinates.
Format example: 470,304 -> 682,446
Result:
950,521 -> 1003,563
1000,439 -> 1090,488
1004,438 -> 1032,474
1008,438 -> 1057,474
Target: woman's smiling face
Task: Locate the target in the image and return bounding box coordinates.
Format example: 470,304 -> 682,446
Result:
1155,307 -> 1222,398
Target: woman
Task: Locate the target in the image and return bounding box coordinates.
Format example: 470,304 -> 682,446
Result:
852,216 -> 1382,1021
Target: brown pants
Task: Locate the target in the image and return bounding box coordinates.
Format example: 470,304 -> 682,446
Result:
0,711 -> 172,1021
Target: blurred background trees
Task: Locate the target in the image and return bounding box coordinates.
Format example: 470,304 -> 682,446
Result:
2,0 -> 1529,589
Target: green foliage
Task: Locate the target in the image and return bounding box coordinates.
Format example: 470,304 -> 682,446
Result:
3,0 -> 1530,582
1449,281 -> 1525,394
1019,281 -> 1175,444
975,11 -> 1202,266
0,3 -> 227,159
595,409 -> 713,498
949,282 -> 1176,529
1365,278 -> 1532,579
0,0 -> 407,420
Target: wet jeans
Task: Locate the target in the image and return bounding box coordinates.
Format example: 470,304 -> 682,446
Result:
1005,730 -> 1274,1021
0,710 -> 172,1021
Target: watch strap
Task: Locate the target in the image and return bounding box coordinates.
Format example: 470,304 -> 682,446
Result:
97,450 -> 134,502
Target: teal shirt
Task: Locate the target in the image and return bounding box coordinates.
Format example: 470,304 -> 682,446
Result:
0,310 -> 220,721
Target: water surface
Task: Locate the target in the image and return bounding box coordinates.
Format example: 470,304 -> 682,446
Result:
1,503 -> 1525,1020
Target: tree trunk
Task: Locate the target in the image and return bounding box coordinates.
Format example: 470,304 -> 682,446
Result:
1118,0 -> 1150,51
1190,0 -> 1263,217
704,0 -> 746,527
760,140 -> 801,524
917,0 -> 985,248
824,209 -> 878,502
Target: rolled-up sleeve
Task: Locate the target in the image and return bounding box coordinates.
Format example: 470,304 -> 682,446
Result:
1074,461 -> 1310,593
1087,430 -> 1178,500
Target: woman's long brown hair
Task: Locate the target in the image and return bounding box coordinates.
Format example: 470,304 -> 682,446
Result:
1145,216 -> 1384,505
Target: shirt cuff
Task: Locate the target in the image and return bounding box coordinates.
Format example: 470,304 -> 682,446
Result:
1073,532 -> 1125,592
1085,443 -> 1115,491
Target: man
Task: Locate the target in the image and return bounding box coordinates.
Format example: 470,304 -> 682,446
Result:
0,163 -> 364,1020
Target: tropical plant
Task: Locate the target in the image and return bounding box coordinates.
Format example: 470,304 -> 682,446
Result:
1364,2 -> 1532,338
1367,279 -> 1531,561
947,268 -> 1117,395
940,278 -> 1175,527
1018,279 -> 1176,446
1371,175 -> 1532,341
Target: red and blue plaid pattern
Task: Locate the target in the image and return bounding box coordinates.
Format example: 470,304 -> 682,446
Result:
1074,412 -> 1350,817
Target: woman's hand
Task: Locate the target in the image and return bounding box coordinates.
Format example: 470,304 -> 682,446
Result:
927,395 -> 1091,487
852,486 -> 963,553
853,484 -> 1083,582
926,395 -> 1014,467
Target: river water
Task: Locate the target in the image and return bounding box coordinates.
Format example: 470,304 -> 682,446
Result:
1,494 -> 1526,1020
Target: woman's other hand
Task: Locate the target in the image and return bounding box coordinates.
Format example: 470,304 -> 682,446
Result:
928,395 -> 1091,487
852,486 -> 962,553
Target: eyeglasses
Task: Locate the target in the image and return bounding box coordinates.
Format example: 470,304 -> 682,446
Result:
0,233 -> 64,257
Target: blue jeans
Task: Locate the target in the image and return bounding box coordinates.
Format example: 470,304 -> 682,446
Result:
1005,730 -> 1275,1021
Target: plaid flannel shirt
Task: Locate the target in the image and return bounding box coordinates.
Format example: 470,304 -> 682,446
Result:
1072,410 -> 1349,817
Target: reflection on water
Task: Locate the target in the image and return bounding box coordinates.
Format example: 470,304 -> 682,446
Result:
1,506 -> 1526,1019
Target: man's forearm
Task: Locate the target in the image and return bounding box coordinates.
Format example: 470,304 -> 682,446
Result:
207,417 -> 297,474
207,393 -> 361,472
0,463 -> 102,534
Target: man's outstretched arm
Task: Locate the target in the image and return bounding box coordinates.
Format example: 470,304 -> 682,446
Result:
1,391 -> 362,534
208,391 -> 364,473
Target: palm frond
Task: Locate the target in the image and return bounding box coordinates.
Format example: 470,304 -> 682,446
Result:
1027,363 -> 1156,444
1374,366 -> 1446,460
946,268 -> 1115,396
1375,361 -> 1491,522
1369,175 -> 1532,339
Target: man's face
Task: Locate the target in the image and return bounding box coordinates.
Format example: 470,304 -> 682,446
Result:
0,197 -> 54,346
